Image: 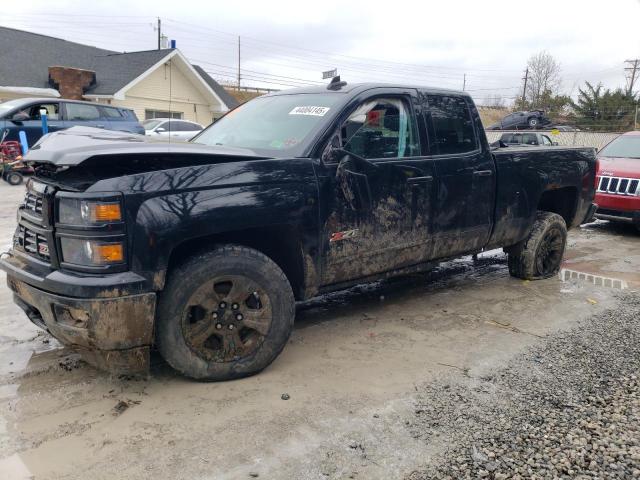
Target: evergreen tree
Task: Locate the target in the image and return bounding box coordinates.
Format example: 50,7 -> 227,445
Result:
571,82 -> 637,131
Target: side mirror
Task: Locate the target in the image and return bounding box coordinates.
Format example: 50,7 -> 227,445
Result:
332,148 -> 375,173
334,149 -> 374,211
155,127 -> 166,133
552,142 -> 559,146
10,112 -> 28,124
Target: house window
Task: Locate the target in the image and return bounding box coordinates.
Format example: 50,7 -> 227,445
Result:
145,109 -> 183,120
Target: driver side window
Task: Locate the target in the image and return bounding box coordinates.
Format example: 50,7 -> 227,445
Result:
14,103 -> 60,121
341,98 -> 419,159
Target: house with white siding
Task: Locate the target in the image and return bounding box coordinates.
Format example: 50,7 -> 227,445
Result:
0,26 -> 239,125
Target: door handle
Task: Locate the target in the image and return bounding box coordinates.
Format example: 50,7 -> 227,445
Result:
95,124 -> 105,128
407,175 -> 433,185
474,170 -> 493,177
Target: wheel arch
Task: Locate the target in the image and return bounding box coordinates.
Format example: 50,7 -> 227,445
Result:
537,186 -> 579,226
165,225 -> 313,301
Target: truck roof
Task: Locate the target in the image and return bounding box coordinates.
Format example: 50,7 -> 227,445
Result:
266,82 -> 472,99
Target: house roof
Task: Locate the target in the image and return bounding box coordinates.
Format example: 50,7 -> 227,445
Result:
0,26 -> 115,89
192,65 -> 239,109
85,49 -> 175,95
0,26 -> 236,109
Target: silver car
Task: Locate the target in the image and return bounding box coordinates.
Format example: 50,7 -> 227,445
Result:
142,118 -> 203,141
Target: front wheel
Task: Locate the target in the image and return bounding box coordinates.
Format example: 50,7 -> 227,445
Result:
4,171 -> 23,185
528,117 -> 539,128
507,212 -> 567,280
156,245 -> 295,381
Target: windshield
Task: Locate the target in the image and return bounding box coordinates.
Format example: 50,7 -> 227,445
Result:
192,93 -> 342,157
599,135 -> 640,159
142,119 -> 163,130
0,99 -> 27,118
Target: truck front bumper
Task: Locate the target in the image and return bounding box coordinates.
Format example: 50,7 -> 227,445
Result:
1,253 -> 156,375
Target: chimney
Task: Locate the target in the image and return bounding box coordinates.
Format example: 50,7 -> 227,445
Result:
48,66 -> 96,100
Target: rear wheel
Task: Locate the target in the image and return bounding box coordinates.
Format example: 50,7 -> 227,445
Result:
156,245 -> 295,381
528,117 -> 539,128
507,212 -> 567,280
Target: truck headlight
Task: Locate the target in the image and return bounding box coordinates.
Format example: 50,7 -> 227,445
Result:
58,198 -> 122,225
60,238 -> 125,266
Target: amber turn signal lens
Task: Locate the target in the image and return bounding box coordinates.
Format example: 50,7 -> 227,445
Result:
93,243 -> 124,263
90,203 -> 122,222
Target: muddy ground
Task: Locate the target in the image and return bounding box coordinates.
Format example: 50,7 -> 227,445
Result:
0,182 -> 637,479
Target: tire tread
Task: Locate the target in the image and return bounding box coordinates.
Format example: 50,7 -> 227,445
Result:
507,211 -> 567,280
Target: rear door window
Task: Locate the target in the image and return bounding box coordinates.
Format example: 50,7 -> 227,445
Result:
179,121 -> 202,131
65,103 -> 101,121
171,121 -> 198,132
101,107 -> 124,119
427,95 -> 477,155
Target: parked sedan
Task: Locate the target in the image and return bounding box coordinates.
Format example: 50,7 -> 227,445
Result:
487,110 -> 551,130
0,98 -> 144,147
500,132 -> 558,146
143,118 -> 203,141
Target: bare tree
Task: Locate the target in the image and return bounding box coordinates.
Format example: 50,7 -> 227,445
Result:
524,51 -> 562,107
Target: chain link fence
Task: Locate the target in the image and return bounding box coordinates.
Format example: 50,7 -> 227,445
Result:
485,130 -> 621,150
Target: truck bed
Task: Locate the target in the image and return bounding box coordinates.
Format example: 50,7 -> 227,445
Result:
487,145 -> 597,249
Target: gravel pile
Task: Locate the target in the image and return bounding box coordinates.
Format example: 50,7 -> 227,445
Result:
406,293 -> 640,479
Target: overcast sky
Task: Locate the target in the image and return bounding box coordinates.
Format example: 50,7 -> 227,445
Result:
4,0 -> 640,105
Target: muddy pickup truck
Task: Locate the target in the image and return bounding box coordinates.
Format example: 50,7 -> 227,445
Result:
0,81 -> 598,380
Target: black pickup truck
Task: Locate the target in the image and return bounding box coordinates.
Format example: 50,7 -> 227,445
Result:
0,81 -> 597,380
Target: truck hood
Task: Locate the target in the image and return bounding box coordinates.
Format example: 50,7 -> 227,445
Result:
24,126 -> 267,166
597,156 -> 640,178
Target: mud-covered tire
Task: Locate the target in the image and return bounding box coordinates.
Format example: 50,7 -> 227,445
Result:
156,245 -> 295,381
507,212 -> 567,280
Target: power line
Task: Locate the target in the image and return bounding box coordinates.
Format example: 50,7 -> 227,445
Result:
2,19 -> 627,99
163,18 -> 522,74
190,58 -> 323,84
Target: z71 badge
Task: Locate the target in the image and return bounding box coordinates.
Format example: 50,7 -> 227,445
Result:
329,229 -> 359,243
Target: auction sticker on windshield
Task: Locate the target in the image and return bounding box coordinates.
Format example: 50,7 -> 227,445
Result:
289,106 -> 330,116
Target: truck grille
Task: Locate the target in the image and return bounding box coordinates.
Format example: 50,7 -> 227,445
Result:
14,225 -> 50,262
23,190 -> 44,217
597,176 -> 640,196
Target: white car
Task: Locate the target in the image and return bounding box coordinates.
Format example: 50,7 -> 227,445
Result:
142,118 -> 203,141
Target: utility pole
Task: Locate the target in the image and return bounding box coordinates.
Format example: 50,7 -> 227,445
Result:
521,67 -> 529,108
462,73 -> 466,91
624,59 -> 640,96
237,36 -> 241,91
157,17 -> 161,50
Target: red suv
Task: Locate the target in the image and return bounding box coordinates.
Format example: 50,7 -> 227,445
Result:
595,131 -> 640,230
